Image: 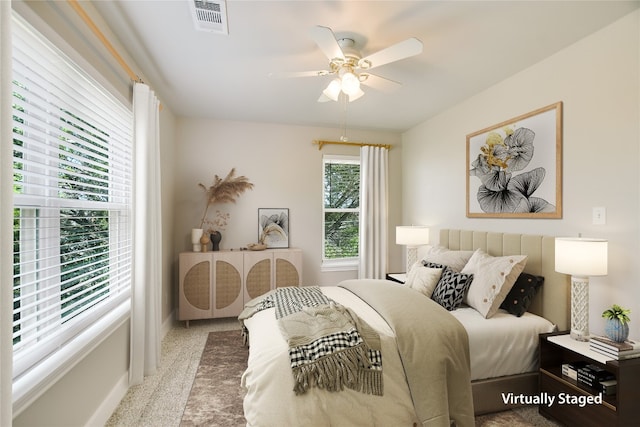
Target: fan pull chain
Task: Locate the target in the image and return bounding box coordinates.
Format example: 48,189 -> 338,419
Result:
340,93 -> 348,142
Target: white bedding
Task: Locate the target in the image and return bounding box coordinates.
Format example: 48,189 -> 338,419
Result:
241,286 -> 420,426
241,284 -> 554,426
450,306 -> 555,381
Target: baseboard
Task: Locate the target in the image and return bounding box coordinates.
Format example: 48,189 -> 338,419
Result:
86,372 -> 128,427
87,312 -> 175,426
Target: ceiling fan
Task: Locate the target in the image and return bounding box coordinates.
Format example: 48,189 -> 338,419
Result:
271,26 -> 423,103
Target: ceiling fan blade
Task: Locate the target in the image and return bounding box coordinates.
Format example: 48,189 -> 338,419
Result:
310,25 -> 345,61
360,73 -> 401,92
358,38 -> 423,70
269,70 -> 330,78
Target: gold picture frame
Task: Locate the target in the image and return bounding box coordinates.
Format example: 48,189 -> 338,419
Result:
466,102 -> 562,218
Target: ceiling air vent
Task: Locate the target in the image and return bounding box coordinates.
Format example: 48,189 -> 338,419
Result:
189,0 -> 229,34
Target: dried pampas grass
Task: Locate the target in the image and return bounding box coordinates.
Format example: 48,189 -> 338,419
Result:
199,168 -> 254,228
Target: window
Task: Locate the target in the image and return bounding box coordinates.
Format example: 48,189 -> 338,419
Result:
11,16 -> 133,382
322,155 -> 360,270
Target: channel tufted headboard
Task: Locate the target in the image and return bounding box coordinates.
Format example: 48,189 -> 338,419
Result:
439,229 -> 569,331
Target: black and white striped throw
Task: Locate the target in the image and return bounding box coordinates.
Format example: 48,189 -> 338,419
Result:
239,286 -> 383,396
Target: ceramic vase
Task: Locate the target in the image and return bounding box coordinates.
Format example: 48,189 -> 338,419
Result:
199,233 -> 210,252
604,319 -> 629,342
210,231 -> 222,251
191,228 -> 203,252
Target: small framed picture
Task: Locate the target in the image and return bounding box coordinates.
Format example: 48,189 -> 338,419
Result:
258,208 -> 289,248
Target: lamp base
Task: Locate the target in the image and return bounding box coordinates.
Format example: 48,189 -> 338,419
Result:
406,246 -> 418,273
570,276 -> 590,341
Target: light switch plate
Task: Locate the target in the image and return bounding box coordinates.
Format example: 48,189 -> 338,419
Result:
592,207 -> 606,225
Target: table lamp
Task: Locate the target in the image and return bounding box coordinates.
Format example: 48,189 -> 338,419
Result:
555,237 -> 608,341
396,226 -> 430,273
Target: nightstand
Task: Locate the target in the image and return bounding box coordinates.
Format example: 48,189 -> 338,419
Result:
539,331 -> 640,427
385,273 -> 406,284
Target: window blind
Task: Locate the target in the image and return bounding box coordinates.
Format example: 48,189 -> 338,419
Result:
11,17 -> 133,379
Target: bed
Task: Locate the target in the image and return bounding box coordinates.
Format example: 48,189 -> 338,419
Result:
240,229 -> 569,425
438,229 -> 569,414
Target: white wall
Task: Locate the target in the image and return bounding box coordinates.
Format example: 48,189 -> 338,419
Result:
173,119 -> 404,286
402,10 -> 640,337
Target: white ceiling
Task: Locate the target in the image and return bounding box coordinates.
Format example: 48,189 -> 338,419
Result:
93,1 -> 639,133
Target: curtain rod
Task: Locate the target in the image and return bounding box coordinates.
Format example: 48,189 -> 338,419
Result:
67,0 -> 140,82
313,140 -> 392,150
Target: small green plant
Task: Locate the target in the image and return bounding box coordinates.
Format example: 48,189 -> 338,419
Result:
602,304 -> 631,325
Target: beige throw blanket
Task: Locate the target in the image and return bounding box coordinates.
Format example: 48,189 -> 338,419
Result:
239,286 -> 383,396
339,279 -> 475,427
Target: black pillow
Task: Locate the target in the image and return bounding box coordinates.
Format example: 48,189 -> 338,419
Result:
500,273 -> 544,317
431,267 -> 473,311
422,261 -> 446,269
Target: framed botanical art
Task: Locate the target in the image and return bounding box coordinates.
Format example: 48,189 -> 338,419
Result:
466,102 -> 563,218
258,208 -> 289,248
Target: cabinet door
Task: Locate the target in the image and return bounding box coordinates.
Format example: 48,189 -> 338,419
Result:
212,251 -> 244,318
274,249 -> 302,288
178,252 -> 213,321
244,251 -> 273,301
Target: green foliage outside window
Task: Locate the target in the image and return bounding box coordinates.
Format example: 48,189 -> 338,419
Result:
324,161 -> 360,259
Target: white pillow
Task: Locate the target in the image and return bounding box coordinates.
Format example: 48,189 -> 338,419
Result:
461,249 -> 527,318
405,266 -> 443,298
407,260 -> 422,274
421,245 -> 475,272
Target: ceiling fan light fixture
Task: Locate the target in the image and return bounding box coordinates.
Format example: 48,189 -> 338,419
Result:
276,26 -> 423,105
323,79 -> 342,102
348,87 -> 365,102
340,72 -> 360,96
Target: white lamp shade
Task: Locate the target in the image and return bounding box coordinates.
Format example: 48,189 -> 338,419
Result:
555,237 -> 608,276
322,79 -> 341,102
348,87 -> 365,102
341,72 -> 360,96
396,226 -> 430,246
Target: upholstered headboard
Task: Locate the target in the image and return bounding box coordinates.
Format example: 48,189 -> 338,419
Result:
439,229 -> 569,330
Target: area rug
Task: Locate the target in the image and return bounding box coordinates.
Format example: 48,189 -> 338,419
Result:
180,330 -> 248,426
180,330 -> 559,427
475,406 -> 560,426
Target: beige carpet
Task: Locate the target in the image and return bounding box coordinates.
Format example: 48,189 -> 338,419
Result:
180,330 -> 561,427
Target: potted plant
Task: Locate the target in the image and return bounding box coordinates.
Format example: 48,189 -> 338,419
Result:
602,304 -> 631,342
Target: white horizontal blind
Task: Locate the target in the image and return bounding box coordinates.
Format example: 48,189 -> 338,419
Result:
11,17 -> 133,379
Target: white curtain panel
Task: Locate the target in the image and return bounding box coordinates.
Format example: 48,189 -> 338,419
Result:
0,2 -> 13,423
130,83 -> 162,385
359,146 -> 389,279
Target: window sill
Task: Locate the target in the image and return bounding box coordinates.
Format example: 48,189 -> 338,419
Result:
321,259 -> 359,272
12,299 -> 130,417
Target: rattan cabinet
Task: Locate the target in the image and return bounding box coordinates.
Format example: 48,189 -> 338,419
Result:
243,249 -> 303,302
178,249 -> 302,325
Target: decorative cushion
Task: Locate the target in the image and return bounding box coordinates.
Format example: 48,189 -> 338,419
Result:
422,261 -> 445,269
407,261 -> 423,274
500,273 -> 544,317
421,245 -> 475,272
430,267 -> 474,311
461,249 -> 527,318
405,266 -> 443,298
